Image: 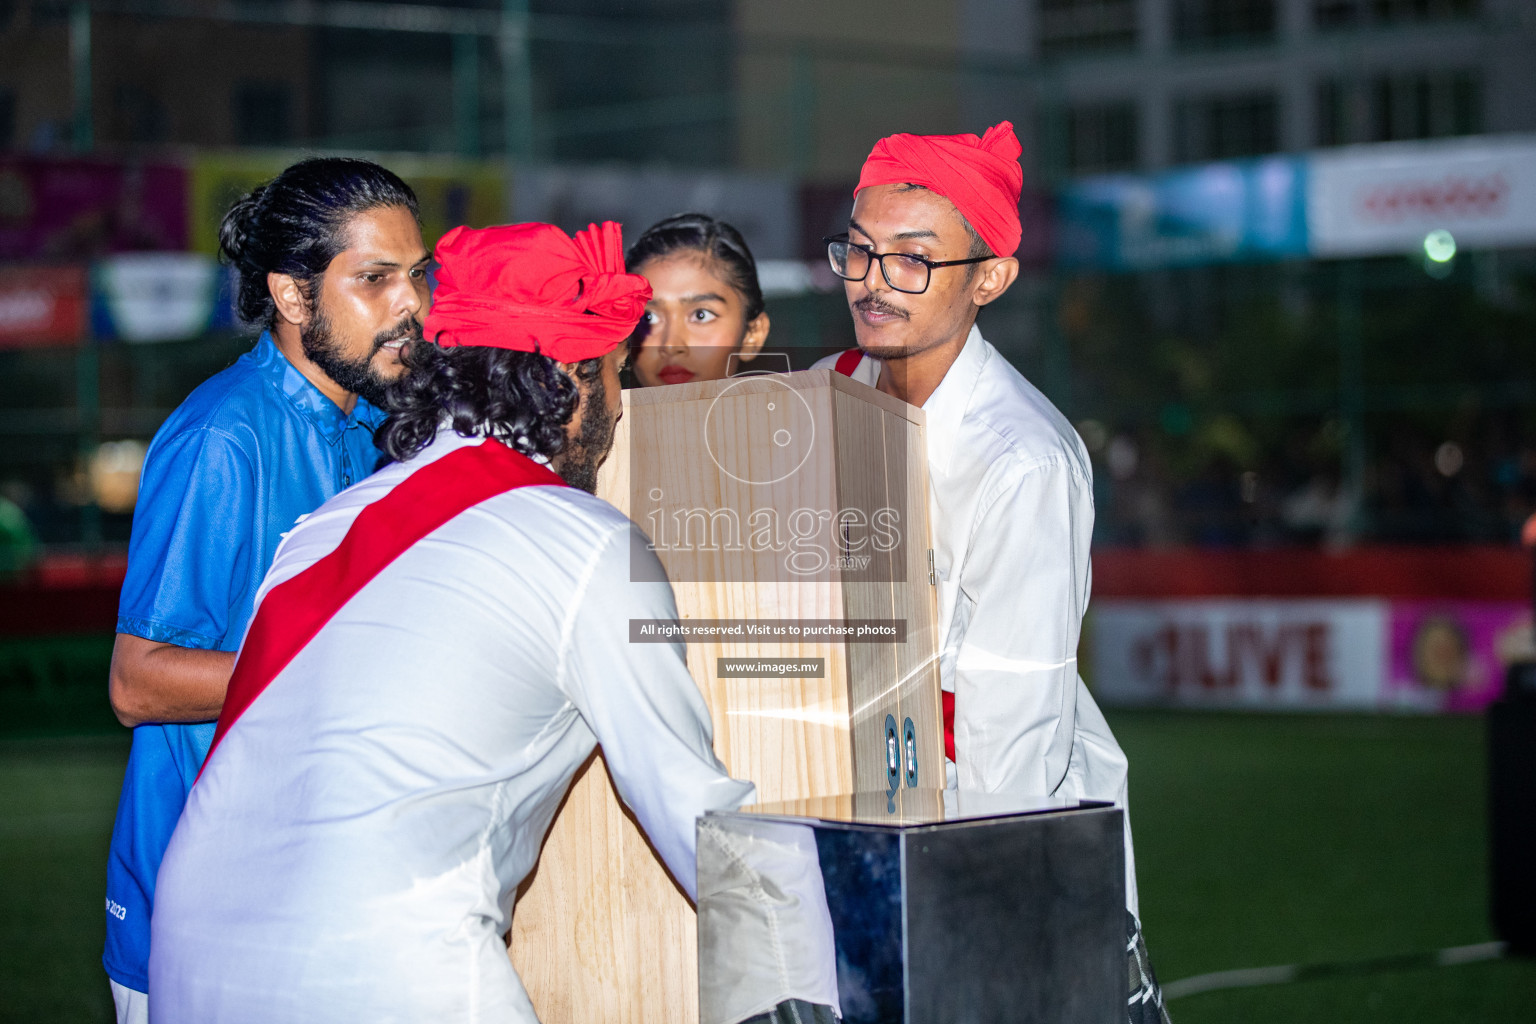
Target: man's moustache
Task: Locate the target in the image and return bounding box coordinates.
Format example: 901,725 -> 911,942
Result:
373,320 -> 425,351
853,297 -> 909,319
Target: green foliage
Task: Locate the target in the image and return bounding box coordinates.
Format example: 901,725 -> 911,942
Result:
0,497 -> 36,576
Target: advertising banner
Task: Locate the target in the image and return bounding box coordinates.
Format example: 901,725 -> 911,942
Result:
1385,600 -> 1531,713
1091,596 -> 1530,713
1090,598 -> 1385,710
0,157 -> 187,261
0,266 -> 88,349
90,253 -> 236,343
515,164 -> 798,259
1309,134 -> 1536,257
189,153 -> 505,254
1057,156 -> 1308,271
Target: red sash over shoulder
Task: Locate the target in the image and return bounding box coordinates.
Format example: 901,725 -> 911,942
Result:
199,440 -> 565,779
833,348 -> 863,377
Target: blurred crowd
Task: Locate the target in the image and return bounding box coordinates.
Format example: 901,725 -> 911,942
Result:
1090,421 -> 1536,548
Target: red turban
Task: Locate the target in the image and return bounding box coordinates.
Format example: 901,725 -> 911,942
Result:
855,121 -> 1024,258
423,221 -> 652,363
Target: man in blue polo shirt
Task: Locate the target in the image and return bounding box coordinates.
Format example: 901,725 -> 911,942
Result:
103,157 -> 431,1023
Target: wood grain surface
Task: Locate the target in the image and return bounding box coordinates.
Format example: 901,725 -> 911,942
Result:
510,371 -> 942,1023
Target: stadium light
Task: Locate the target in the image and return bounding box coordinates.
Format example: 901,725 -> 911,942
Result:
1423,229 -> 1457,264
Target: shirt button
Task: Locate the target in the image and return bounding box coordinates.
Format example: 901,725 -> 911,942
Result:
343,475 -> 352,487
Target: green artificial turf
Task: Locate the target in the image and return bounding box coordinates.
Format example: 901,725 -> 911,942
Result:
0,734 -> 128,1024
1111,709 -> 1536,1022
0,635 -> 120,737
0,710 -> 1532,1023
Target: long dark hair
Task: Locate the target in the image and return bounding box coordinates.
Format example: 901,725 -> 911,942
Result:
624,212 -> 765,322
376,343 -> 601,464
218,157 -> 419,328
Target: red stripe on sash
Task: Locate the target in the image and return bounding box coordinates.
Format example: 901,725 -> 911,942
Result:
199,440 -> 565,779
833,348 -> 863,377
942,690 -> 956,763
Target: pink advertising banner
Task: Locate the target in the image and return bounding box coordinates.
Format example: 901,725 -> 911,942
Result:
1385,601 -> 1531,714
0,157 -> 188,262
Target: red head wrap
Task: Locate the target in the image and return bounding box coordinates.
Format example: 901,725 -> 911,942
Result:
855,121 -> 1024,258
423,221 -> 652,363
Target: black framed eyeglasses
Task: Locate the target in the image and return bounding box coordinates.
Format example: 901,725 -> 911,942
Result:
823,235 -> 995,295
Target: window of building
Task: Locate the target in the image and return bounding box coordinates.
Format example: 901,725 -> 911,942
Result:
112,85 -> 168,145
1038,0 -> 1139,59
0,88 -> 13,151
1066,101 -> 1139,173
1369,70 -> 1481,141
1314,0 -> 1479,30
234,82 -> 294,147
1174,93 -> 1279,162
1316,79 -> 1355,146
1173,0 -> 1277,47
1316,71 -> 1481,146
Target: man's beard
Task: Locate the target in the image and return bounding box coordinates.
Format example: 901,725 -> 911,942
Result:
849,294 -> 924,360
555,373 -> 617,494
849,295 -> 965,370
301,306 -> 421,409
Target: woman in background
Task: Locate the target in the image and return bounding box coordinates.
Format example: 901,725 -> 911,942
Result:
626,213 -> 770,386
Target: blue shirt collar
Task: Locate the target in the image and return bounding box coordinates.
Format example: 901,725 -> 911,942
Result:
251,331 -> 384,444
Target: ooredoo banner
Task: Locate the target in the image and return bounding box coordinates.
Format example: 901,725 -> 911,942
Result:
1308,134 -> 1536,257
1089,597 -> 1530,713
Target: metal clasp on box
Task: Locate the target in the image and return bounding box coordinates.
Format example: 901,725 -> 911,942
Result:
903,717 -> 918,788
886,714 -> 920,798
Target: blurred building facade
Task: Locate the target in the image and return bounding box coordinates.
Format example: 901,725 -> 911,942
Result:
0,0 -> 735,160
1,0 -> 1535,558
733,1 -> 1536,181
978,0 -> 1533,176
6,2 -> 1530,175
1,3 -> 317,152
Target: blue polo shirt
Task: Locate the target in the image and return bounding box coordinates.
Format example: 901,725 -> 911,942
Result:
103,332 -> 384,992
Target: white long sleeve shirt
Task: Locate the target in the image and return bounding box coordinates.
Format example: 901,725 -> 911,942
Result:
148,429 -> 756,1023
816,326 -> 1138,913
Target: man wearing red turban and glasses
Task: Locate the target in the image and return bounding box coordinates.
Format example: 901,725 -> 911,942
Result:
815,123 -> 1169,1023
146,222 -> 756,1022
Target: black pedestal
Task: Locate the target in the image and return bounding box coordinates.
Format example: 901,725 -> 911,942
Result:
697,791 -> 1125,1024
1490,694 -> 1536,953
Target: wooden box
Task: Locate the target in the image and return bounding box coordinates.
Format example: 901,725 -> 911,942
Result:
509,369 -> 944,1023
